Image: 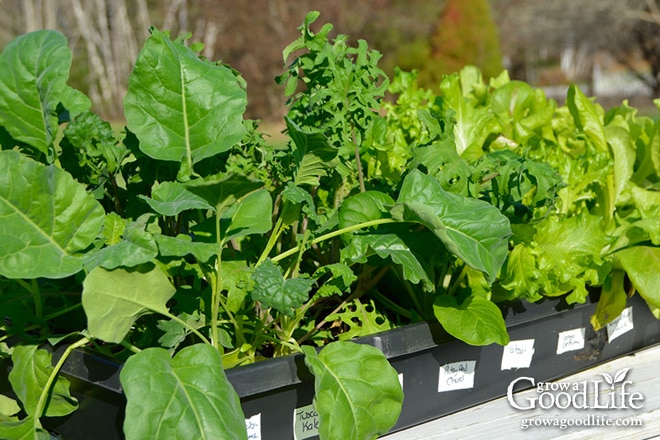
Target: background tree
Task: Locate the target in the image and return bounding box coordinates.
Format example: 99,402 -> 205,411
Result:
417,0 -> 503,87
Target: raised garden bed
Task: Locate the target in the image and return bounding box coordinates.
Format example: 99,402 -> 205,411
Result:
12,292 -> 657,440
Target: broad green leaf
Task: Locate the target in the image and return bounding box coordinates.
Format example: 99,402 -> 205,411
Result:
0,30 -> 90,155
120,345 -> 247,440
617,246 -> 660,309
8,345 -> 77,417
0,417 -> 50,440
83,214 -> 158,270
302,341 -> 403,440
0,150 -> 105,279
222,189 -> 272,242
286,116 -> 337,186
220,260 -> 252,313
155,234 -> 219,263
0,394 -> 21,422
591,270 -> 627,331
250,259 -> 314,316
433,294 -> 509,346
392,170 -> 511,283
141,181 -> 213,217
185,174 -> 264,216
124,28 -> 246,177
338,191 -> 394,228
341,233 -> 433,292
82,265 -> 176,343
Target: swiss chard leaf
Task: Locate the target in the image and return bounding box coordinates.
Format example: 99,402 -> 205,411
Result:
433,294 -> 509,346
120,345 -> 247,440
341,233 -> 434,292
0,150 -> 105,279
124,28 -> 247,178
302,341 -> 403,440
392,170 -> 511,283
82,265 -> 176,343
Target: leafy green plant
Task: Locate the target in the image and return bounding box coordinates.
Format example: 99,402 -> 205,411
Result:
0,14 -> 510,440
2,10 -> 659,440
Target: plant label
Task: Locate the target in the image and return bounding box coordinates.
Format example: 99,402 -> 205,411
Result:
501,339 -> 535,370
293,404 -> 319,440
607,307 -> 634,343
245,413 -> 262,440
398,373 -> 404,390
438,360 -> 476,392
556,328 -> 586,354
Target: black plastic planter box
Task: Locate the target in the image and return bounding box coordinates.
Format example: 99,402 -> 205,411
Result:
4,293 -> 660,440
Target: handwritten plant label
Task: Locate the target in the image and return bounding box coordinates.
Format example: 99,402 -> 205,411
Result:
501,339 -> 535,370
438,360 -> 476,392
245,413 -> 261,440
556,328 -> 586,354
607,307 -> 634,343
293,404 -> 319,440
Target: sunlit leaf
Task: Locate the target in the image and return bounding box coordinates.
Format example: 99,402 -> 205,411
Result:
82,265 -> 176,343
0,150 -> 105,279
120,345 -> 247,440
302,341 -> 403,440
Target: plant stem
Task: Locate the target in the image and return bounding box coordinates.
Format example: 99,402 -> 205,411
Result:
35,336 -> 90,418
17,279 -> 42,319
272,218 -> 396,263
256,217 -> 285,265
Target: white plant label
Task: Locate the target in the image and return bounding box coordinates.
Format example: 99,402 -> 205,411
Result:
438,360 -> 476,392
293,404 -> 319,440
557,328 -> 586,354
245,413 -> 261,440
607,306 -> 634,343
398,373 -> 404,390
501,339 -> 535,370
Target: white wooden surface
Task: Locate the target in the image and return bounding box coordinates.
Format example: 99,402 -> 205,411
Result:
382,343 -> 660,440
